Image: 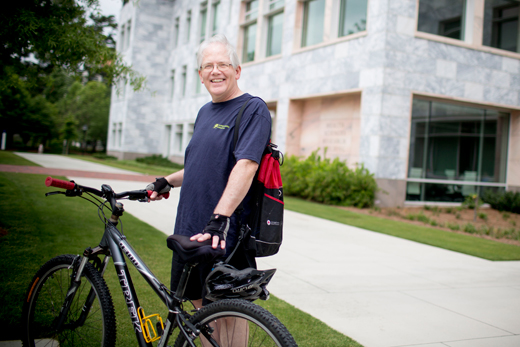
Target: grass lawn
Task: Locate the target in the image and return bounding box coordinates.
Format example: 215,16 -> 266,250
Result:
68,154 -> 179,176
285,196 -> 520,261
0,150 -> 40,166
0,171 -> 361,347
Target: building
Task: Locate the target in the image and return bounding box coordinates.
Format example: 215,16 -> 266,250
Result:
107,0 -> 520,207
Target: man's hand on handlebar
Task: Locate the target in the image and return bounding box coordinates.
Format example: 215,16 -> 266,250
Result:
146,177 -> 173,201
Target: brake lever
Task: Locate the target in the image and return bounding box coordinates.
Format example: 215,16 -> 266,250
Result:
45,191 -> 66,197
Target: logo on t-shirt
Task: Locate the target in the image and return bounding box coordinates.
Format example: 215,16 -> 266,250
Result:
213,124 -> 229,130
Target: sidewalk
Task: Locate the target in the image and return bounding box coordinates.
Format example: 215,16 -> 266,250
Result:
4,152 -> 520,347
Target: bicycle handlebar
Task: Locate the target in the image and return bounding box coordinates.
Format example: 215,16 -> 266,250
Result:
44,176 -> 170,200
45,177 -> 75,190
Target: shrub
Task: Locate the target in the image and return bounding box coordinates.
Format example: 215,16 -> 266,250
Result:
281,149 -> 377,208
92,153 -> 117,160
464,223 -> 477,234
480,225 -> 492,235
478,212 -> 487,221
483,189 -> 520,214
447,223 -> 460,231
462,194 -> 483,209
416,212 -> 430,224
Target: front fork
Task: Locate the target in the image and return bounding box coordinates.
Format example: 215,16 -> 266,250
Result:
55,247 -> 111,332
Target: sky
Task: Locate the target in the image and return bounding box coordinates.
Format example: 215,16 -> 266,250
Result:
98,0 -> 122,23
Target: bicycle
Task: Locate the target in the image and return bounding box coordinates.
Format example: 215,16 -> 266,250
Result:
21,177 -> 298,347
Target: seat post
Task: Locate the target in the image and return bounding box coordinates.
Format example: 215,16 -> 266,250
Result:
174,263 -> 197,301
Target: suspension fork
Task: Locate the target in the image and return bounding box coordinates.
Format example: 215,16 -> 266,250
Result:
54,254 -> 89,331
54,245 -> 111,331
75,247 -> 112,327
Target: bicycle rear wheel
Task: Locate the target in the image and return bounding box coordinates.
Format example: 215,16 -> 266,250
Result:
174,299 -> 297,347
21,254 -> 116,347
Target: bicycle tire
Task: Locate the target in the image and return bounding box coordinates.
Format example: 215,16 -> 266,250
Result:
174,299 -> 298,347
21,254 -> 116,347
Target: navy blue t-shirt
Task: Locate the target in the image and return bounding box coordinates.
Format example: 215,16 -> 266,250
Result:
174,93 -> 271,252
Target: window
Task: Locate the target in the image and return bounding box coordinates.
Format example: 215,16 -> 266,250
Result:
181,66 -> 187,97
242,0 -> 259,63
171,71 -> 176,100
186,10 -> 192,43
174,17 -> 180,47
120,78 -> 127,99
194,69 -> 202,94
187,123 -> 194,145
111,123 -> 117,147
265,0 -> 284,57
165,125 -> 172,157
120,24 -> 125,51
417,0 -> 466,40
338,0 -> 367,37
200,2 -> 208,43
117,122 -> 123,148
483,0 -> 519,53
174,124 -> 184,153
407,98 -> 509,202
125,20 -> 131,49
301,0 -> 326,47
211,1 -> 221,36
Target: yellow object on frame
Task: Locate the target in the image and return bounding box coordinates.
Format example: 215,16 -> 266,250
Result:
137,307 -> 164,343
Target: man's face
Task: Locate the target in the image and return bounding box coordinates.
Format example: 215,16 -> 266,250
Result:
199,43 -> 241,103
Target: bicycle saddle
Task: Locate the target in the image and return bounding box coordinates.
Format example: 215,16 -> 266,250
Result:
167,235 -> 225,264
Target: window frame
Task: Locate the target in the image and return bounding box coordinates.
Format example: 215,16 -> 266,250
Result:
293,0 -> 369,53
406,95 -> 511,203
211,0 -> 221,36
125,20 -> 132,50
414,0 -> 520,60
490,2 -> 519,53
170,69 -> 175,101
199,2 -> 208,43
239,0 -> 286,64
240,0 -> 261,63
173,17 -> 180,48
186,10 -> 192,43
263,0 -> 285,58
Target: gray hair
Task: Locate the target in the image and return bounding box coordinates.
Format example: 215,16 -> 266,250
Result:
197,34 -> 240,70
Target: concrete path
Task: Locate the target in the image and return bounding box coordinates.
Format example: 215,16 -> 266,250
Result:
4,152 -> 520,347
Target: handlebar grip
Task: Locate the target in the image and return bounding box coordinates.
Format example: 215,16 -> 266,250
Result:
147,190 -> 170,200
45,176 -> 76,190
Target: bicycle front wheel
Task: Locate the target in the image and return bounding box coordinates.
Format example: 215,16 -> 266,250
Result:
21,254 -> 116,347
174,299 -> 297,347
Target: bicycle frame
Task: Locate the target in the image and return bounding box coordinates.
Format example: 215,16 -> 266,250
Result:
42,180 -> 213,347
75,206 -> 198,347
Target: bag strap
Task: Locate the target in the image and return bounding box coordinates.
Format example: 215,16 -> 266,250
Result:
223,98 -> 252,265
233,97 -> 252,150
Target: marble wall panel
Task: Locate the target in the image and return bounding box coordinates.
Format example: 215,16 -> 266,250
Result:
112,0 -> 520,186
502,57 -> 520,74
377,156 -> 406,179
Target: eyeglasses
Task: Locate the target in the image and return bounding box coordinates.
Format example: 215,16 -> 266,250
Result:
200,62 -> 233,72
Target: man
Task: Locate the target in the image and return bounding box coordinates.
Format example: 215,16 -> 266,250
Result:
148,34 -> 271,309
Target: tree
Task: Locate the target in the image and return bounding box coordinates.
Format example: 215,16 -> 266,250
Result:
0,0 -> 143,149
75,81 -> 110,150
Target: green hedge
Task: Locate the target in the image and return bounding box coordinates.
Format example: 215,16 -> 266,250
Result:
483,190 -> 520,214
280,150 -> 377,208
